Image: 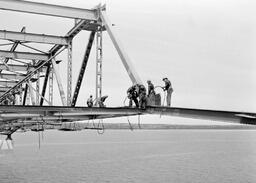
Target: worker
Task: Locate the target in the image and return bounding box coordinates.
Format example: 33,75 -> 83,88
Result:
162,77 -> 173,106
136,84 -> 147,109
87,95 -> 93,107
97,95 -> 108,107
147,80 -> 155,97
127,85 -> 139,107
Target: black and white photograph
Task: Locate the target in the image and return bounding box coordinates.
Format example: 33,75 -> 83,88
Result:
0,0 -> 255,182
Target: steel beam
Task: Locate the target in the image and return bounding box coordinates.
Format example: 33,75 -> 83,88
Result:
100,10 -> 142,84
0,80 -> 18,87
0,50 -> 49,60
36,71 -> 40,105
0,73 -> 26,80
0,0 -> 98,20
0,30 -> 68,45
0,87 -> 12,92
96,29 -> 103,102
67,39 -> 72,106
0,63 -> 32,72
22,84 -> 28,105
49,67 -> 53,105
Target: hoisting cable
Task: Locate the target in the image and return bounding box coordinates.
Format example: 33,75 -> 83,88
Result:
123,96 -> 128,106
91,119 -> 96,129
138,115 -> 141,129
37,123 -> 41,149
126,116 -> 134,131
97,119 -> 104,135
40,115 -> 46,141
123,96 -> 134,131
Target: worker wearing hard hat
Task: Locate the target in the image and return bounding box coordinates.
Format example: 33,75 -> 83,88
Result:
162,77 -> 173,107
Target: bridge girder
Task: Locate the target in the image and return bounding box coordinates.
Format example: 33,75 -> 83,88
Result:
0,30 -> 69,45
0,0 -> 98,20
0,50 -> 49,60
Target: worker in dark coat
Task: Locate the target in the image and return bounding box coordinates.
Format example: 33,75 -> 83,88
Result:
136,84 -> 147,109
162,77 -> 173,106
127,85 -> 139,107
87,95 -> 93,107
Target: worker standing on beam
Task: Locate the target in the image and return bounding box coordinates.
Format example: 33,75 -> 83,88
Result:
127,85 -> 139,108
162,77 -> 173,107
136,84 -> 147,109
147,80 -> 155,105
147,80 -> 155,97
87,95 -> 93,107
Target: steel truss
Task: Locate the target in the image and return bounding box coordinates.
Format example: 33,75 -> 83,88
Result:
0,1 -> 142,107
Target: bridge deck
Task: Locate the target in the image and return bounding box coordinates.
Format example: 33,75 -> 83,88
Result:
0,105 -> 255,125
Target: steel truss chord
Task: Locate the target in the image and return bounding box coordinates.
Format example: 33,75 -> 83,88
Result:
0,0 -> 98,20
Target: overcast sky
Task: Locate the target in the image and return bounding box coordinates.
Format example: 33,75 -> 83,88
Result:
0,0 -> 255,124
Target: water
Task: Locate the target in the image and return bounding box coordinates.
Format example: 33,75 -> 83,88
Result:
0,129 -> 256,183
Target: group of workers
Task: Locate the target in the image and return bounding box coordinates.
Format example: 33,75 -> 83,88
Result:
86,77 -> 173,109
127,77 -> 173,108
87,95 -> 108,107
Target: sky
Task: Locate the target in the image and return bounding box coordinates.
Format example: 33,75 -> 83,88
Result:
0,0 -> 255,124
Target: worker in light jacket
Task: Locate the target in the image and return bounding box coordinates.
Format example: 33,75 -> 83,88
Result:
162,77 -> 173,107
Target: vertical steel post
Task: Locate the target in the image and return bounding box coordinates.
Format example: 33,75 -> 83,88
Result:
67,39 -> 72,106
95,27 -> 103,104
49,66 -> 53,105
36,70 -> 40,105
